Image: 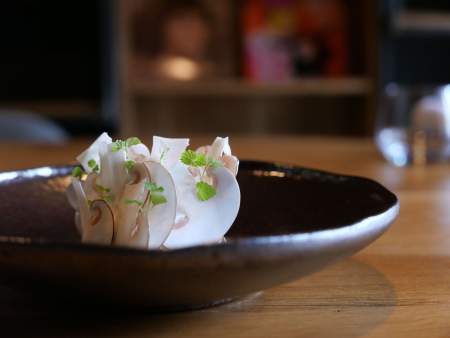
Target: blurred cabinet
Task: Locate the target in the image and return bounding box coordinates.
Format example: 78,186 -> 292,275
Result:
117,0 -> 378,139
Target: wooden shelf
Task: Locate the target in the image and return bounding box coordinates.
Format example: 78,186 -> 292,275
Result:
131,77 -> 372,98
118,0 -> 378,136
394,11 -> 450,33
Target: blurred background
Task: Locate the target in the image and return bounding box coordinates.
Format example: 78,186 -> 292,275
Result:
1,0 -> 450,142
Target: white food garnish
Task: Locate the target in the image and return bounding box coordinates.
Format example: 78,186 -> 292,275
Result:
68,133 -> 241,249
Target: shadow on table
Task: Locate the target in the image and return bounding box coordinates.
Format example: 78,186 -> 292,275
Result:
0,258 -> 395,338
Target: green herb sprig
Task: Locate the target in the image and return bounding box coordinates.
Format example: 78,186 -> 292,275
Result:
124,160 -> 136,171
95,184 -> 113,203
195,181 -> 217,201
180,150 -> 221,201
123,181 -> 167,209
144,182 -> 167,205
111,137 -> 142,153
125,199 -> 144,207
87,159 -> 99,173
71,166 -> 84,179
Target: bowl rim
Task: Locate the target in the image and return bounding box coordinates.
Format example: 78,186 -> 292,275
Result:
0,161 -> 399,259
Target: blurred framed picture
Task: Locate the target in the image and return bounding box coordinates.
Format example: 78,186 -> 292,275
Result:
241,0 -> 349,82
131,0 -> 237,82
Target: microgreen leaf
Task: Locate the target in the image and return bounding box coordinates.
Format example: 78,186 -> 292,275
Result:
71,166 -> 84,179
111,140 -> 126,152
206,158 -> 222,169
193,153 -> 207,167
112,137 -> 141,153
124,160 -> 135,171
196,181 -> 216,201
103,195 -> 114,203
125,199 -> 144,207
180,150 -> 221,169
95,184 -> 111,193
180,150 -> 197,166
181,149 -> 222,201
87,159 -> 96,168
87,159 -> 99,173
144,181 -> 164,193
144,182 -> 167,205
151,194 -> 167,205
126,137 -> 142,147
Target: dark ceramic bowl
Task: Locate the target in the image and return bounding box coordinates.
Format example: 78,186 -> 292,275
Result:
0,161 -> 398,310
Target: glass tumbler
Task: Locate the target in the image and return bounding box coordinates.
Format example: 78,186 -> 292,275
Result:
375,84 -> 450,166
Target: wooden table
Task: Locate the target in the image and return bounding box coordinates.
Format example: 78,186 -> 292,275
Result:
0,136 -> 448,338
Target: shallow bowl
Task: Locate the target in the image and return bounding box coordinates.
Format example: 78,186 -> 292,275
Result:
0,161 -> 398,310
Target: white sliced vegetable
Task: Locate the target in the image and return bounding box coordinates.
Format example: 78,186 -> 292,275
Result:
66,181 -> 78,210
164,166 -> 240,249
209,137 -> 227,159
74,211 -> 81,233
197,137 -> 239,176
68,134 -> 241,250
97,143 -> 128,203
128,143 -> 151,163
133,204 -> 150,248
82,200 -> 114,245
222,154 -> 239,177
150,136 -> 189,169
70,179 -> 114,245
222,137 -> 232,156
76,132 -> 112,173
145,161 -> 177,249
70,179 -> 90,223
115,179 -> 148,248
212,137 -> 239,176
82,173 -> 101,202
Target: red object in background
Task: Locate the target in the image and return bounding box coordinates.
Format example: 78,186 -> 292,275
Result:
242,0 -> 348,82
241,0 -> 265,79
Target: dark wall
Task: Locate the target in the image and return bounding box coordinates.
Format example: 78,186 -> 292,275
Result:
380,0 -> 450,86
0,1 -> 102,101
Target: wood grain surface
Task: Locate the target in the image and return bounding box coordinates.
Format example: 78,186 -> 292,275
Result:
0,136 -> 447,338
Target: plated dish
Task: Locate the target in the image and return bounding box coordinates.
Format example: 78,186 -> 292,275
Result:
0,155 -> 398,310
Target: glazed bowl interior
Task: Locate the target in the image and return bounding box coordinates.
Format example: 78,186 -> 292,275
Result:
0,161 -> 396,246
